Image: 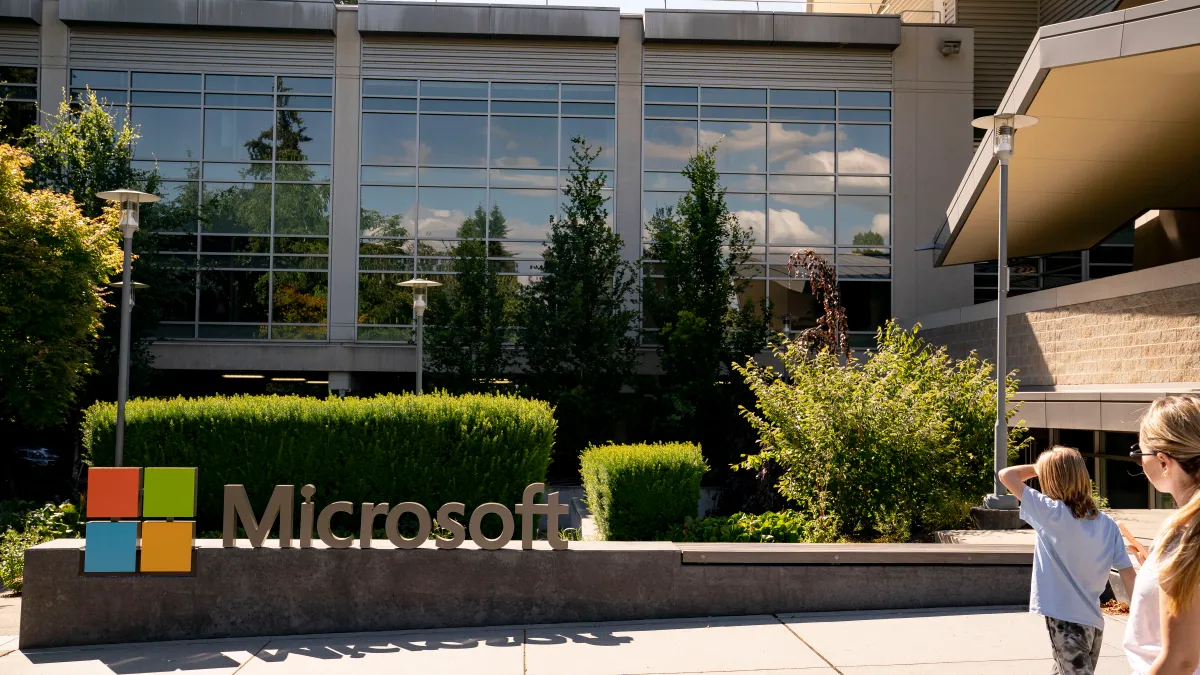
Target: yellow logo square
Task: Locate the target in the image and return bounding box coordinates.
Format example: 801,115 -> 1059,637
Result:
140,521 -> 195,573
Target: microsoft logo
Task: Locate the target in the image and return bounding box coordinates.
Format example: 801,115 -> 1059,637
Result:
84,467 -> 198,574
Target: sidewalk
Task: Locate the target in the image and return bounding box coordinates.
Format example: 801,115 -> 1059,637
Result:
0,605 -> 1133,674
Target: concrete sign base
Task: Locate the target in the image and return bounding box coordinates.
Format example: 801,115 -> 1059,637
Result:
19,540 -> 1032,649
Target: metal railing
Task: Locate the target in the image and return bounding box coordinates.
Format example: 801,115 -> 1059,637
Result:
363,0 -> 943,21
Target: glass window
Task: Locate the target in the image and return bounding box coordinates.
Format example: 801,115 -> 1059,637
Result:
277,77 -> 332,95
644,172 -> 691,191
727,194 -> 766,243
702,88 -> 766,105
71,70 -> 127,89
840,109 -> 891,122
278,95 -> 332,110
418,187 -> 488,239
205,93 -> 272,107
419,167 -> 487,187
700,121 -> 766,174
361,113 -> 417,166
131,91 -> 200,105
199,270 -> 269,322
0,102 -> 37,143
1,66 -> 37,85
271,271 -> 327,325
723,174 -> 766,192
491,169 -> 557,189
361,166 -> 416,185
421,99 -> 488,114
202,182 -> 272,233
133,72 -> 201,91
841,281 -> 891,332
420,81 -> 487,98
204,109 -> 274,162
358,273 -> 413,325
770,89 -> 835,107
770,108 -> 836,122
419,115 -> 487,166
769,195 -> 834,246
204,162 -> 270,181
276,164 -> 330,182
489,189 -> 557,240
274,184 -> 330,235
561,102 -> 614,116
701,106 -> 766,120
276,110 -> 332,163
205,74 -> 273,93
838,124 -> 891,174
839,91 -> 890,107
492,101 -> 557,115
561,118 -> 615,169
769,123 -> 835,174
562,84 -> 614,101
492,82 -> 557,100
360,185 -> 415,238
770,175 -> 834,193
491,116 -> 557,169
363,98 -> 417,112
644,119 -> 697,172
363,79 -> 417,97
645,86 -> 698,104
644,191 -> 685,226
131,107 -> 201,161
839,176 -> 890,194
837,196 -> 890,246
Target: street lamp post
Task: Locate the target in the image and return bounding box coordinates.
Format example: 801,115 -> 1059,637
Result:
97,189 -> 160,468
971,113 -> 1038,509
398,278 -> 442,394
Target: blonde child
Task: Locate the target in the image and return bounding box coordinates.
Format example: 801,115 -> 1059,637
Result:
1000,446 -> 1136,675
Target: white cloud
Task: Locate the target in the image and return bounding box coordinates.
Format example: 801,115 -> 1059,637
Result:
837,147 -> 890,175
871,212 -> 890,238
767,207 -> 833,246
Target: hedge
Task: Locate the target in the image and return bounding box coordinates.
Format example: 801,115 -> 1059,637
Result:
580,442 -> 707,541
83,393 -> 556,532
663,510 -> 824,543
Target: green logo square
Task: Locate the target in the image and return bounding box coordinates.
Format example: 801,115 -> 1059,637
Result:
142,467 -> 197,518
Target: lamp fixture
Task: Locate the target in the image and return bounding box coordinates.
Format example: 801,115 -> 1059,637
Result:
941,40 -> 961,56
222,374 -> 265,379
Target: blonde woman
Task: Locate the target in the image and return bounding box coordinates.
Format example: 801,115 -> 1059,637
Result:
1126,395 -> 1200,674
1000,447 -> 1136,675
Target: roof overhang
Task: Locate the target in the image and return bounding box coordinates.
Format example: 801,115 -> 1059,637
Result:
935,0 -> 1200,267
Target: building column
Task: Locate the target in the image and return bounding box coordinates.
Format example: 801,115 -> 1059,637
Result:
615,16 -> 644,265
38,0 -> 69,125
328,6 -> 362,343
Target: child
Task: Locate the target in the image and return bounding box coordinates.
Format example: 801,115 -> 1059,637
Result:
999,446 -> 1137,675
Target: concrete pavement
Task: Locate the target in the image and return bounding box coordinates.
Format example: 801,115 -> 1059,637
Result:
0,606 -> 1134,674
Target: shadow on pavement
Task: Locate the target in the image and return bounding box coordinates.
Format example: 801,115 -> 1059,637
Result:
22,640 -> 264,674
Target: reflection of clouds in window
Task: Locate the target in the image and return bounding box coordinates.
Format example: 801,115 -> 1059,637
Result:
418,115 -> 487,166
644,120 -> 697,171
700,121 -> 766,174
768,195 -> 834,246
490,189 -> 557,241
837,195 -> 890,245
837,125 -> 890,174
204,109 -> 273,162
361,113 -> 417,165
768,123 -> 835,174
417,187 -> 486,239
491,116 -> 557,169
360,186 -> 415,237
562,118 -> 615,169
727,193 -> 765,243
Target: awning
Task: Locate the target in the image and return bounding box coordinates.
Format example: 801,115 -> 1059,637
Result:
935,0 -> 1200,267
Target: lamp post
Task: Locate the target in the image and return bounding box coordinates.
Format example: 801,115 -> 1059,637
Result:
971,113 -> 1038,509
97,189 -> 160,467
398,277 -> 442,394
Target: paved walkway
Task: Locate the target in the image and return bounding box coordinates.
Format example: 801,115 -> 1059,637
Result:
0,606 -> 1134,674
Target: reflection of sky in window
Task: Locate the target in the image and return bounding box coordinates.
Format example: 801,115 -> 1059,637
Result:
204,109 -> 273,162
768,194 -> 834,246
491,116 -> 558,168
727,193 -> 765,243
490,189 -> 557,240
562,118 -> 615,169
644,119 -> 696,171
643,191 -> 685,225
837,125 -> 890,174
131,107 -> 200,161
360,186 -> 415,237
560,190 -> 615,229
701,121 -> 765,174
277,111 -> 332,163
417,187 -> 486,239
491,169 -> 557,189
837,195 -> 890,245
419,115 -> 487,166
768,123 -> 834,174
361,113 -> 416,165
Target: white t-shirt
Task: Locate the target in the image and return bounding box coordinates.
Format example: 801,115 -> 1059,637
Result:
1124,549 -> 1200,674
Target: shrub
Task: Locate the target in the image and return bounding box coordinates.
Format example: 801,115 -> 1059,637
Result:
0,501 -> 81,594
663,510 -> 834,543
83,393 -> 556,531
580,442 -> 707,540
736,320 -> 1026,542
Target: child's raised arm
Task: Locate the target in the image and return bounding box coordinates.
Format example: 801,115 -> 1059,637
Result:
998,464 -> 1038,502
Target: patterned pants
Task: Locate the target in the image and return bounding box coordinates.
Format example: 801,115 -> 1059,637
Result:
1045,617 -> 1104,675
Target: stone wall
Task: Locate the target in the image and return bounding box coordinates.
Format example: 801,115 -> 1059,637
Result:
920,282 -> 1200,387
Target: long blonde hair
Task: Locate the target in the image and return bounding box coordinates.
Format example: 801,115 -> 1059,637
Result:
1140,395 -> 1200,612
1036,446 -> 1098,519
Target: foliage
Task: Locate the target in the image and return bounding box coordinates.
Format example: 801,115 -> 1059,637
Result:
21,90 -> 201,399
736,320 -> 1027,542
83,393 -> 556,531
425,205 -> 521,392
643,146 -> 772,432
0,501 -> 81,594
0,143 -> 122,430
786,250 -> 848,357
663,510 -> 835,543
520,138 -> 639,461
580,442 -> 708,541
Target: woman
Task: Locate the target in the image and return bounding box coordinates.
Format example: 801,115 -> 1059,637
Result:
1126,395 -> 1200,674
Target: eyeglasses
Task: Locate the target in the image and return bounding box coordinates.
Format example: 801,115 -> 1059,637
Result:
1129,442 -> 1159,459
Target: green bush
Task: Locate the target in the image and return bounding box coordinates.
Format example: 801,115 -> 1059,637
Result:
1,501 -> 81,594
83,393 -> 556,531
580,442 -> 707,540
736,320 -> 1026,542
664,510 -> 829,543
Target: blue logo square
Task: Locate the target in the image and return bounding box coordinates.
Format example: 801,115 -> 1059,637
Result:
85,521 -> 139,573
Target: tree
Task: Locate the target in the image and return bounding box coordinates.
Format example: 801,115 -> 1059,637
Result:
23,91 -> 200,399
851,230 -> 885,255
643,144 -> 772,436
0,143 -> 121,430
520,138 -> 639,461
425,204 -> 519,392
